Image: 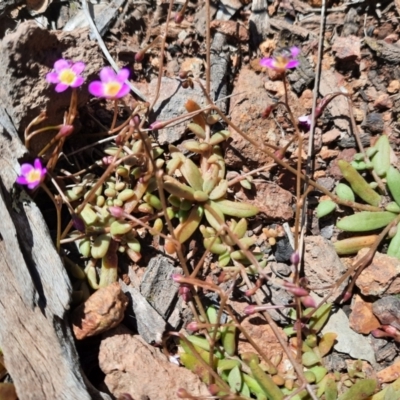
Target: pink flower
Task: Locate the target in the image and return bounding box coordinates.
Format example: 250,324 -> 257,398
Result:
16,158 -> 47,189
260,47 -> 300,72
46,59 -> 85,92
88,67 -> 130,99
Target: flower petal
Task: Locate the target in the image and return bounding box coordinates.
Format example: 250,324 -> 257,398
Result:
116,68 -> 130,83
286,60 -> 299,69
33,159 -> 43,170
27,181 -> 40,189
115,83 -> 130,98
99,67 -> 116,83
16,176 -> 28,185
71,76 -> 84,88
20,164 -> 34,175
54,59 -> 71,72
55,83 -> 69,92
290,47 -> 300,58
89,81 -> 106,97
46,72 -> 60,84
260,58 -> 276,69
71,62 -> 85,75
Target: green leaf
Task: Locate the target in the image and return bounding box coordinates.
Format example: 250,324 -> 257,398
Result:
302,351 -> 320,367
316,200 -> 337,218
309,303 -> 332,333
338,160 -> 381,206
180,158 -> 204,191
334,235 -> 378,255
387,166 -> 400,207
336,211 -> 397,232
214,199 -> 259,218
228,365 -> 243,393
337,378 -> 377,400
371,135 -> 391,177
336,183 -> 355,202
388,223 -> 400,259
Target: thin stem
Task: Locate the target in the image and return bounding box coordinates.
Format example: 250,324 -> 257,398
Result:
110,99 -> 119,131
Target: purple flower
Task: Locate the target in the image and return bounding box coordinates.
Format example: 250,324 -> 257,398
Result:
16,158 -> 47,189
260,47 -> 300,72
298,114 -> 312,131
46,59 -> 85,93
88,67 -> 130,99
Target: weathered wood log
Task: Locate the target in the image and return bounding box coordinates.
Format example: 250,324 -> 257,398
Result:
0,110 -> 110,400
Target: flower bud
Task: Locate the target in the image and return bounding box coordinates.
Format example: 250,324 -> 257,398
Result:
150,120 -> 166,130
301,295 -> 316,308
135,51 -> 145,62
178,284 -> 192,302
59,124 -> 74,137
244,305 -> 257,315
108,206 -> 125,219
342,291 -> 352,303
186,321 -> 199,332
290,251 -> 300,266
72,215 -> 86,232
261,105 -> 274,119
171,273 -> 184,283
371,329 -> 389,338
283,282 -> 309,297
174,12 -> 184,24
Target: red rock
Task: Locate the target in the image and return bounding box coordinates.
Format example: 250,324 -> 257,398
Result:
356,250 -> 400,297
349,295 -> 380,335
225,67 -> 278,169
319,146 -> 339,160
210,20 -> 249,42
234,181 -> 294,220
322,129 -> 341,144
72,282 -> 128,340
374,93 -> 393,110
232,300 -> 290,375
377,360 -> 400,383
328,148 -> 357,179
99,325 -> 209,399
332,35 -> 361,64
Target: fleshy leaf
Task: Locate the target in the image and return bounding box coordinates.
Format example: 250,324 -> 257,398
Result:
334,235 -> 378,255
214,199 -> 259,218
316,200 -> 336,218
336,211 -> 397,232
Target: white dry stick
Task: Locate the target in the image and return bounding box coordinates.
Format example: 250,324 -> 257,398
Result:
81,0 -> 147,101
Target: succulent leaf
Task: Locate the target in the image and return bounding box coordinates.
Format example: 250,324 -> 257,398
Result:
174,205 -> 204,243
371,135 -> 391,177
316,200 -> 336,218
209,179 -> 228,200
387,166 -> 400,207
338,160 -> 381,206
336,211 -> 397,232
334,235 -> 378,255
335,183 -> 355,202
180,158 -> 204,191
214,199 -> 259,218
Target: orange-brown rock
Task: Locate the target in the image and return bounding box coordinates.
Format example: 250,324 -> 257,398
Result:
349,295 -> 380,335
72,282 -> 128,340
356,250 -> 400,297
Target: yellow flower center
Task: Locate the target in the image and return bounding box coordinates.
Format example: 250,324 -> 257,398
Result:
274,56 -> 289,70
104,82 -> 122,97
27,170 -> 41,184
59,69 -> 76,85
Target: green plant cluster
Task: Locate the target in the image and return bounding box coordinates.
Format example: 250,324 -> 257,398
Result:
316,135 -> 400,258
67,102 -> 259,289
